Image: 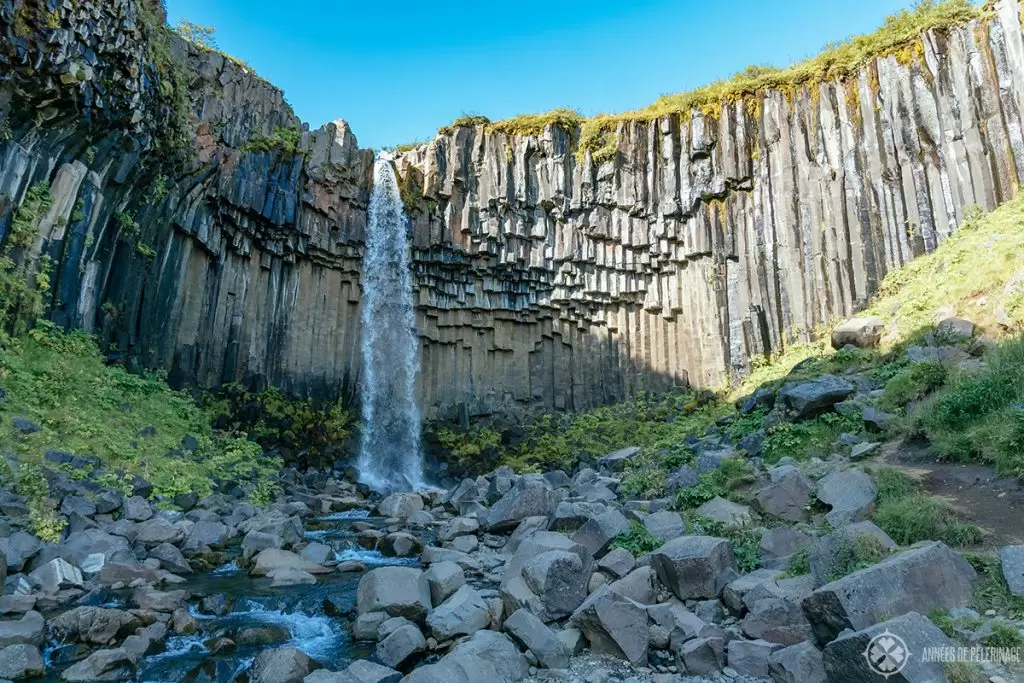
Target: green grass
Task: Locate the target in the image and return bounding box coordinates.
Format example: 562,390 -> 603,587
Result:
609,521 -> 663,555
0,328 -> 280,503
966,554 -> 1024,619
918,336 -> 1024,476
869,466 -> 983,547
878,361 -> 948,411
780,548 -> 811,578
674,459 -> 756,510
689,516 -> 762,572
825,532 -> 888,581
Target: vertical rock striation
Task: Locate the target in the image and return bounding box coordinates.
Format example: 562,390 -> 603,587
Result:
2,0 -> 1024,424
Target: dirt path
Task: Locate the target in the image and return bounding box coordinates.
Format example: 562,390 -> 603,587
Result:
878,439 -> 1024,549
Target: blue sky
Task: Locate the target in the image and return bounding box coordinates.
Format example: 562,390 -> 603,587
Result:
166,0 -> 917,150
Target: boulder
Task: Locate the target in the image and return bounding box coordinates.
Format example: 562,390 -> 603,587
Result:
400,631 -> 528,683
569,507 -> 630,558
815,469 -> 876,526
122,496 -> 153,522
569,585 -> 648,666
172,607 -> 200,635
727,638 -> 782,678
356,567 -> 431,621
485,478 -> 559,532
380,532 -> 422,558
722,569 -> 783,612
778,375 -> 856,419
754,466 -> 811,522
49,607 -> 141,645
664,465 -> 701,495
29,557 -> 83,593
374,624 -> 425,668
695,446 -> 738,474
740,576 -> 816,646
308,660 -> 401,682
250,647 -> 318,683
60,647 -> 134,682
61,495 -> 97,518
183,521 -> 230,551
802,542 -> 976,644
61,529 -> 132,569
758,526 -> 811,569
807,521 -> 897,587
642,510 -> 685,542
500,531 -> 592,622
503,608 -> 569,669
437,517 -> 479,543
236,625 -> 291,646
132,588 -> 188,613
135,518 -> 186,545
250,548 -> 330,577
0,611 -> 44,648
1000,545 -> 1024,597
675,636 -> 725,675
423,561 -> 465,607
376,493 -> 424,520
695,496 -> 752,528
425,585 -> 491,641
767,641 -> 827,683
597,547 -> 635,579
937,317 -> 975,340
522,550 -> 587,617
0,643 -> 45,680
607,566 -> 656,604
271,567 -> 317,586
650,536 -> 734,600
822,612 -> 954,682
831,317 -> 885,349
150,542 -> 191,574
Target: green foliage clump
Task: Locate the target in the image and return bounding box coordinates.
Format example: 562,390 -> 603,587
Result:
942,661 -> 987,683
437,115 -> 491,135
675,459 -> 755,509
982,621 -> 1024,649
762,411 -> 861,464
609,521 -> 663,556
12,462 -> 66,542
918,337 -> 1024,476
210,384 -> 352,468
825,532 -> 887,581
0,327 -> 279,500
879,361 -> 948,411
0,182 -> 52,340
435,427 -> 503,472
135,242 -> 157,259
242,126 -> 303,155
174,20 -> 218,49
690,516 -> 761,572
869,466 -> 982,548
486,108 -> 583,137
724,408 -> 767,442
780,548 -> 811,578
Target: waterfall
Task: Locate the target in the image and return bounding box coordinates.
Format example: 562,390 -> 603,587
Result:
356,158 -> 424,492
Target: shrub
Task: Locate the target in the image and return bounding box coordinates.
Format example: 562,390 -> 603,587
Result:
609,521 -> 663,555
780,548 -> 810,578
242,126 -> 302,155
675,459 -> 755,509
14,462 -> 66,542
762,411 -> 860,464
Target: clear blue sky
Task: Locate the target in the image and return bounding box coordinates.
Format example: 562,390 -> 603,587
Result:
166,0 -> 917,150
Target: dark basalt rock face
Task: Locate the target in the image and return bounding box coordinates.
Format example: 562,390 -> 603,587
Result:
4,0 -> 1024,423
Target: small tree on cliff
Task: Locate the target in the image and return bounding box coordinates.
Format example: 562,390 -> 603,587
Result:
174,20 -> 217,49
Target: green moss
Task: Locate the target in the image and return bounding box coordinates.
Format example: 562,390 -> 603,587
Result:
780,547 -> 811,578
675,459 -> 755,510
135,242 -> 157,259
869,467 -> 982,548
761,411 -> 861,464
485,108 -> 583,138
437,115 -> 490,136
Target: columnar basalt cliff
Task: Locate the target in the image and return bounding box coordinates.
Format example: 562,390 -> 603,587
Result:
3,0 -> 1024,422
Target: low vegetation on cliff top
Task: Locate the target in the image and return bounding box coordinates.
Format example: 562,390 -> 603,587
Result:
433,0 -> 985,159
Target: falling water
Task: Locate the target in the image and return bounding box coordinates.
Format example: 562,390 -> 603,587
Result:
356,158 -> 424,492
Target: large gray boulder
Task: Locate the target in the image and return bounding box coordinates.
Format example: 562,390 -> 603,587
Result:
485,478 -> 559,532
754,466 -> 811,522
500,531 -> 592,622
831,317 -> 884,349
768,641 -> 827,683
151,542 -> 192,574
356,567 -> 431,621
815,469 -> 876,526
758,525 -> 811,570
802,542 -> 976,644
642,511 -> 685,542
727,638 -> 782,678
695,497 -> 753,528
29,557 -> 83,593
61,529 -> 132,569
570,507 -> 630,558
0,611 -> 44,648
739,576 -> 816,646
306,660 -> 401,683
50,607 -> 141,645
250,647 -> 318,683
1000,545 -> 1024,596
0,643 -> 45,679
650,536 -> 734,600
822,612 -> 954,682
807,521 -> 896,587
375,623 -> 425,668
778,375 -> 855,419
400,631 -> 528,683
597,446 -> 640,471
60,647 -> 134,682
503,609 -> 569,669
376,493 -> 424,520
425,585 -> 491,641
569,585 -> 648,666
250,548 -> 330,577
423,561 -> 464,607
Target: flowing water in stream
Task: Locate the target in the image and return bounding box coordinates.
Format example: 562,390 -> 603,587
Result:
40,511 -> 420,682
356,158 -> 425,493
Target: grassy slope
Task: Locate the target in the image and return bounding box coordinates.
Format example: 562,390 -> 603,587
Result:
0,328 -> 279,501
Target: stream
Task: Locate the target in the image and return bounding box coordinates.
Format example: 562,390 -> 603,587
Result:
42,510 -> 420,682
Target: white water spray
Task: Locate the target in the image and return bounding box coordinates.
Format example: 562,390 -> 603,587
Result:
356,159 -> 424,492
